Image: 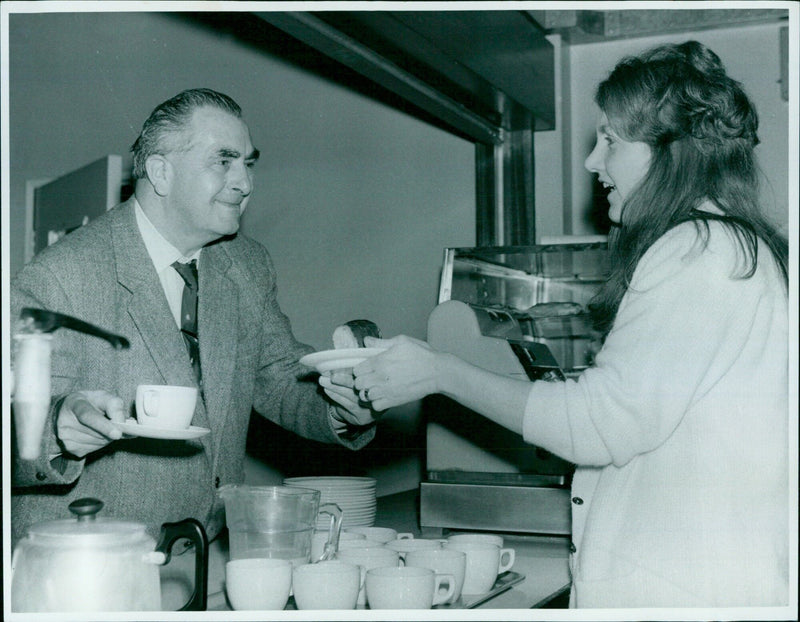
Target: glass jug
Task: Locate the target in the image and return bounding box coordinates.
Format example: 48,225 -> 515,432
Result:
219,485 -> 341,565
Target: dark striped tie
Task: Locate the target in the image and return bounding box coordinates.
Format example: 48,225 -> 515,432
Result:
172,260 -> 201,385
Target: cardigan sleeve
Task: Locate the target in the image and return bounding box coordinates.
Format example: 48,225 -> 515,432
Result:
522,222 -> 776,467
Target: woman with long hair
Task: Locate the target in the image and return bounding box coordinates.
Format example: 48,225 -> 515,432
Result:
322,41 -> 789,608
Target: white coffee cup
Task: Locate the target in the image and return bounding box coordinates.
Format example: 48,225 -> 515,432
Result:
225,558 -> 292,610
405,548 -> 466,604
135,384 -> 197,429
292,560 -> 362,610
336,546 -> 401,606
444,541 -> 515,596
311,529 -> 365,561
366,565 -> 455,609
345,526 -> 413,544
337,538 -> 384,551
447,532 -> 504,549
384,537 -> 443,560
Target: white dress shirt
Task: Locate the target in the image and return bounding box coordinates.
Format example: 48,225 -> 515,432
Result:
133,199 -> 200,328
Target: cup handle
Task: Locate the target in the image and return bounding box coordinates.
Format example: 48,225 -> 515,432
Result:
318,502 -> 342,561
432,573 -> 456,607
396,532 -> 414,540
142,390 -> 159,417
498,548 -> 515,574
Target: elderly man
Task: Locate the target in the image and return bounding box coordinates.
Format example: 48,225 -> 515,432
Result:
11,88 -> 376,545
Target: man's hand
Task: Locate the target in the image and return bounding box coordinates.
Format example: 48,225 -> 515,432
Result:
318,375 -> 380,427
56,390 -> 126,458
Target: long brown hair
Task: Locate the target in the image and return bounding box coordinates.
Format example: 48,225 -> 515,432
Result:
589,41 -> 788,337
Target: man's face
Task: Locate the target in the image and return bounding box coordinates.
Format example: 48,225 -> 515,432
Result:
162,106 -> 258,252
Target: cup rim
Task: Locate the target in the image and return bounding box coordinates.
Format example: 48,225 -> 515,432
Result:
338,538 -> 384,549
445,541 -> 502,551
447,532 -> 503,541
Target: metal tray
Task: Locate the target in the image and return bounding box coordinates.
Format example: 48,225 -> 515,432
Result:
282,571 -> 525,610
435,571 -> 526,609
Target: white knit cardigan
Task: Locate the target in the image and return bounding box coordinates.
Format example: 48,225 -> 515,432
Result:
523,220 -> 789,608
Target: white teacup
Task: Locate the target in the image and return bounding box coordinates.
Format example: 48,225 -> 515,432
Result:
311,529 -> 364,561
444,541 -> 515,596
337,538 -> 384,551
384,537 -> 443,560
345,526 -> 413,544
225,558 -> 292,610
447,532 -> 504,548
292,561 -> 362,610
366,565 -> 455,609
336,546 -> 401,606
406,548 -> 466,604
135,384 -> 197,429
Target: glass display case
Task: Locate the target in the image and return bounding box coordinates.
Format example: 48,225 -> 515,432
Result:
438,239 -> 609,376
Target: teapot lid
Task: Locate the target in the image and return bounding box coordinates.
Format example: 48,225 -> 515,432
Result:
28,498 -> 150,546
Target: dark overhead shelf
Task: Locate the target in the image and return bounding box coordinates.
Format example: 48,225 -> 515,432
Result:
255,11 -> 555,141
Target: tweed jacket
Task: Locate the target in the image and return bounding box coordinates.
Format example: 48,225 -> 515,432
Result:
11,198 -> 374,544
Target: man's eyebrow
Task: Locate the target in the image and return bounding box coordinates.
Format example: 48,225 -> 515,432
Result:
215,147 -> 260,161
216,148 -> 241,159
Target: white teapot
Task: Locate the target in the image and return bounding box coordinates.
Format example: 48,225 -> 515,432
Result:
10,497 -> 207,612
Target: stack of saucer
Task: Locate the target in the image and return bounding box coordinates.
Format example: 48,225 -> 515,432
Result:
283,476 -> 377,529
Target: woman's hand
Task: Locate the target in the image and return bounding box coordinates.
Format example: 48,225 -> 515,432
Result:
352,335 -> 442,411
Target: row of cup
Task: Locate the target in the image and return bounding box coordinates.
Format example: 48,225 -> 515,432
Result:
226,557 -> 454,611
225,530 -> 514,610
333,531 -> 515,607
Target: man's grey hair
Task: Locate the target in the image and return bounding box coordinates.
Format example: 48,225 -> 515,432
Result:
130,88 -> 242,179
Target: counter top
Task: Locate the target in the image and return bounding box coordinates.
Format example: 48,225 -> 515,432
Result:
192,488 -> 570,613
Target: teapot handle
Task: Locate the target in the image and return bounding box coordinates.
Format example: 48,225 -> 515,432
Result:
155,518 -> 208,611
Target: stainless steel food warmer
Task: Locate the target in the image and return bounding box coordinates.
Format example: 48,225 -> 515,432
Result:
420,238 -> 608,536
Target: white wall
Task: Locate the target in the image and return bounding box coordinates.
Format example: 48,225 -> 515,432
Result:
535,22 -> 790,237
6,11 -> 475,495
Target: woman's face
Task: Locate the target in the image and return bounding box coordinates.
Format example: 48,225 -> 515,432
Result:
584,111 -> 652,224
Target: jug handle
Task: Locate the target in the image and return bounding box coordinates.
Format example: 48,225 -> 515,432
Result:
155,518 -> 209,611
318,502 -> 342,561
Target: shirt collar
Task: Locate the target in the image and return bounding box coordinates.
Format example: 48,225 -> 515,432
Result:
133,197 -> 201,270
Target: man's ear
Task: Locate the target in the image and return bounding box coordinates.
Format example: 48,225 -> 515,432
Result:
144,154 -> 172,197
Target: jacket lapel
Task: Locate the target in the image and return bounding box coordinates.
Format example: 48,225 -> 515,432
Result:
110,200 -> 213,452
197,243 -> 239,463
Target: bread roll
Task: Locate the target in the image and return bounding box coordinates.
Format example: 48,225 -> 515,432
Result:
333,319 -> 381,349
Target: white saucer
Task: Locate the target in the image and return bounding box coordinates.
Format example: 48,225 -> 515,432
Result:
115,418 -> 210,440
299,348 -> 385,373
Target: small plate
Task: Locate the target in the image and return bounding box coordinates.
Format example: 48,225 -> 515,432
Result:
299,348 -> 385,373
115,418 -> 210,440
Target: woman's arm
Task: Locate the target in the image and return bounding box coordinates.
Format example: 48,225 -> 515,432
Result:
352,335 -> 532,435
